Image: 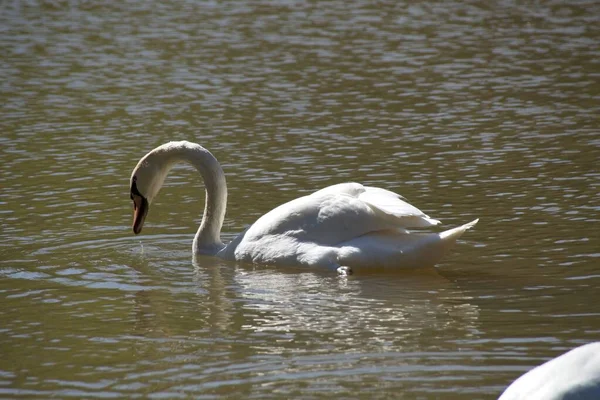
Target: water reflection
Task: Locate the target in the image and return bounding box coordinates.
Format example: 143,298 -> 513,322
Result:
190,257 -> 481,353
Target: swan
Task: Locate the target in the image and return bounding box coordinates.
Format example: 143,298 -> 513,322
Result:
498,342 -> 600,400
129,141 -> 478,274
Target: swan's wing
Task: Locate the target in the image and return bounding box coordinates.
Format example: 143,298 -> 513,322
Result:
311,183 -> 440,227
359,186 -> 441,228
241,182 -> 440,247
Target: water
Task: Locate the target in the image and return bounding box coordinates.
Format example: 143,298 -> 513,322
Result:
1,0 -> 599,398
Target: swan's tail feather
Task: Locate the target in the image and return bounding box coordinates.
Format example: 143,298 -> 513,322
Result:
439,218 -> 479,241
406,219 -> 479,265
336,219 -> 479,270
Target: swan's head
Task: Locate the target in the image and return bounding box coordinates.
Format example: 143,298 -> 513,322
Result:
129,148 -> 173,234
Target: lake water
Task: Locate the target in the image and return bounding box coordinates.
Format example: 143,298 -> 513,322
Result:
1,1 -> 599,398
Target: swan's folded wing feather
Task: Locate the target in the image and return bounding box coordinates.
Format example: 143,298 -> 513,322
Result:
312,183 -> 440,227
242,191 -> 399,247
242,183 -> 440,250
359,186 -> 441,227
309,182 -> 365,198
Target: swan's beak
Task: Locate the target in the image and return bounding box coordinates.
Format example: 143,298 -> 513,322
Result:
132,195 -> 149,234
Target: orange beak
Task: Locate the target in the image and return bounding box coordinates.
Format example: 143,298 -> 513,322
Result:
132,195 -> 149,234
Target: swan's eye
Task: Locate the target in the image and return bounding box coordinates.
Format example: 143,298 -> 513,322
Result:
130,176 -> 144,204
131,177 -> 142,197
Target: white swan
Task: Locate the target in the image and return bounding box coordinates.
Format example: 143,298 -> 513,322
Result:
498,342 -> 600,400
129,141 -> 478,274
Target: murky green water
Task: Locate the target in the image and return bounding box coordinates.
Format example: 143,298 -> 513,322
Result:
1,1 -> 599,398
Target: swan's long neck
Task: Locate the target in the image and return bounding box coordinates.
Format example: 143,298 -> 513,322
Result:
144,142 -> 227,255
186,145 -> 227,255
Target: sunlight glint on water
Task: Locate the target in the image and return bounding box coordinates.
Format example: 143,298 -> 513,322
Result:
1,0 -> 599,398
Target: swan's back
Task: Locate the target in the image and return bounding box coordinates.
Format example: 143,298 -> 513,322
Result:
498,342 -> 600,400
242,182 -> 439,246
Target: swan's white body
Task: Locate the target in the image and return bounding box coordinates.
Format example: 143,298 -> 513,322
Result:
499,342 -> 600,400
129,141 -> 478,272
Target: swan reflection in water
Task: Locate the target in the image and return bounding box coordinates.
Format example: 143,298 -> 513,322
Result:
190,255 -> 480,348
129,141 -> 478,275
